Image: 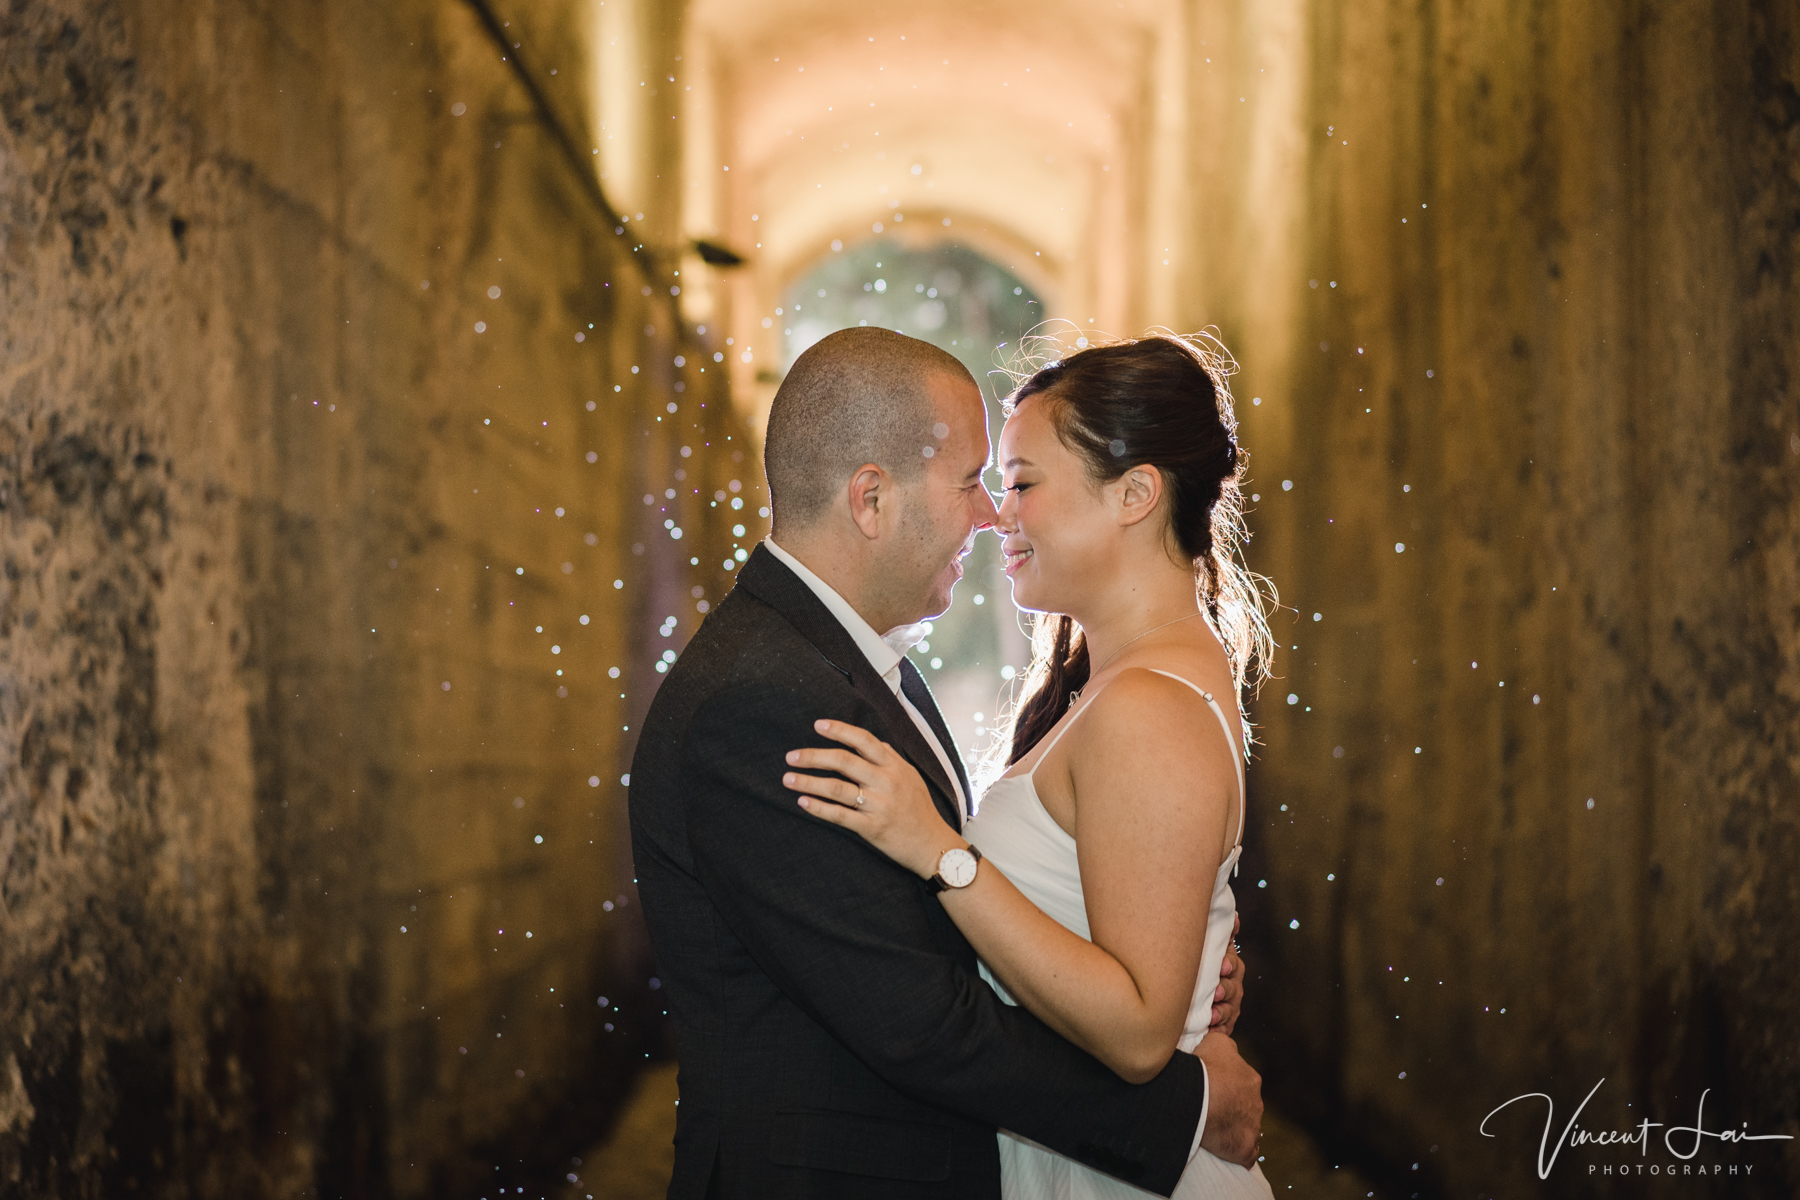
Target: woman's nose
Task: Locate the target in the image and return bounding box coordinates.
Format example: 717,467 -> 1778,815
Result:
991,489 -> 1017,532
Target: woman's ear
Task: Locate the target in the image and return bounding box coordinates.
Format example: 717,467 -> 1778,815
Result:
1114,464 -> 1165,528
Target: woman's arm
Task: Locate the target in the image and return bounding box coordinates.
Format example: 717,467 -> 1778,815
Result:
784,670 -> 1235,1084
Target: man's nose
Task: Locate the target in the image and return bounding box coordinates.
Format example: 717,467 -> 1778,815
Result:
971,483 -> 1000,529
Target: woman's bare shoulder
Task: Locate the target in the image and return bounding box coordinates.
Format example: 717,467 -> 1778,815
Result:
1069,639 -> 1242,771
1068,666 -> 1220,753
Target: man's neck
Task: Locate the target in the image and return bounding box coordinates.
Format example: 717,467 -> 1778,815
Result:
768,530 -> 908,634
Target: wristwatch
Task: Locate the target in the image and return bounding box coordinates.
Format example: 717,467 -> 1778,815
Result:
928,844 -> 983,892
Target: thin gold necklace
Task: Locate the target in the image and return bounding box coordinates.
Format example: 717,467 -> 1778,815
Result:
1070,611 -> 1204,704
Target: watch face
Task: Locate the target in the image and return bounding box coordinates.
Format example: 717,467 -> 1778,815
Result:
940,848 -> 978,888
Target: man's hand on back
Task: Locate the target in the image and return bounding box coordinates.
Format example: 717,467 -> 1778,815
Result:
1194,1031 -> 1262,1169
1208,914 -> 1243,1035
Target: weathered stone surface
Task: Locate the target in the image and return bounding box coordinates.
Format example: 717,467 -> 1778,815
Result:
0,0 -> 750,1194
1227,1 -> 1800,1195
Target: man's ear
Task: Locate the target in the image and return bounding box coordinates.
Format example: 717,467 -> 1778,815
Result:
846,463 -> 887,540
1114,464 -> 1165,528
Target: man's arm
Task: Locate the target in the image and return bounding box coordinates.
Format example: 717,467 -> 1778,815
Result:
683,682 -> 1207,1195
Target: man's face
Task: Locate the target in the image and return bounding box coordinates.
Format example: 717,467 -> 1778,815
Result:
893,374 -> 997,622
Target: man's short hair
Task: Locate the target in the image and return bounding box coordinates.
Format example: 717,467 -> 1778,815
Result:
763,327 -> 973,530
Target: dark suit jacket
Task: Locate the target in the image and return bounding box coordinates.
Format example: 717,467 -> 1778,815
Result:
629,545 -> 1206,1199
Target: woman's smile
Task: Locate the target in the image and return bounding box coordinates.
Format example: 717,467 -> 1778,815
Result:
1003,544 -> 1034,576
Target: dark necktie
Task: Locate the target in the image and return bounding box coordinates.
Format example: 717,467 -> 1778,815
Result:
897,656 -> 972,825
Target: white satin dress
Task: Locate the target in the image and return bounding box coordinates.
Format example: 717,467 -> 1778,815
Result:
962,670 -> 1274,1200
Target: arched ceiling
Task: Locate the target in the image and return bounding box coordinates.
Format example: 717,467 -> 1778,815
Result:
692,2 -> 1177,282
671,0 -> 1197,423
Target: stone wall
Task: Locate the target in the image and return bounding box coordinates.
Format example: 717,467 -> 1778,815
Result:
0,0 -> 752,1193
1221,1 -> 1800,1195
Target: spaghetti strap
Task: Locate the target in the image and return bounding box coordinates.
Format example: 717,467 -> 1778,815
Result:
1019,689 -> 1101,780
1145,670 -> 1247,852
1019,669 -> 1247,853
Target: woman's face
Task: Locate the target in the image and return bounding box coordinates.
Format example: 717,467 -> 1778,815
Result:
994,395 -> 1120,616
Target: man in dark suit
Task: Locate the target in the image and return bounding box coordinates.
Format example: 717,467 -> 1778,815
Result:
630,328 -> 1262,1199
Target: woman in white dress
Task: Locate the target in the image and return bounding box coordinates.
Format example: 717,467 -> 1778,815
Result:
783,332 -> 1276,1199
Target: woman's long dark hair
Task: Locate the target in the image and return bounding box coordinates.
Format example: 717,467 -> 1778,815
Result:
1001,331 -> 1274,767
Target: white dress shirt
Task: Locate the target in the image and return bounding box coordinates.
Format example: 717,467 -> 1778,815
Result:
763,537 -> 968,824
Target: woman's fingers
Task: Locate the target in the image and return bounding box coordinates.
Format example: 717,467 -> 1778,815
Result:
785,745 -> 876,784
813,719 -> 890,762
797,795 -> 862,829
782,771 -> 861,806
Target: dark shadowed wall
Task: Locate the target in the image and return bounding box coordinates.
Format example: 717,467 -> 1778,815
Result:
1203,2 -> 1800,1195
0,0 -> 753,1193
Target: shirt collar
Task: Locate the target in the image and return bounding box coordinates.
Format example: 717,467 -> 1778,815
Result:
763,537 -> 910,678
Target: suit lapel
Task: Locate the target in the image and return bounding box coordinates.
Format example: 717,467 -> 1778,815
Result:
736,546 -> 964,830
899,657 -> 972,821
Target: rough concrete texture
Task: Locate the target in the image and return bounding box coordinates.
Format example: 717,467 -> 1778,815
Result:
0,0 -> 751,1194
1219,1 -> 1800,1196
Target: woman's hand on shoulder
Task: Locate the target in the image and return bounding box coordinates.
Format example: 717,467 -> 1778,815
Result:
783,719 -> 960,879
